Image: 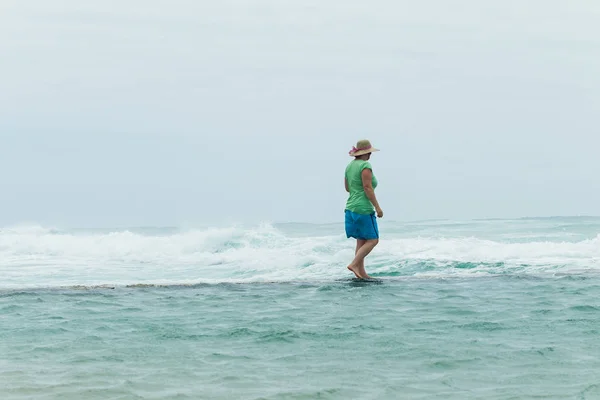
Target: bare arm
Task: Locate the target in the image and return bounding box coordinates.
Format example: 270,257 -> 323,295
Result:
361,168 -> 383,217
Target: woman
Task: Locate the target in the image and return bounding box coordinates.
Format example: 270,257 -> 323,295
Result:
344,139 -> 383,279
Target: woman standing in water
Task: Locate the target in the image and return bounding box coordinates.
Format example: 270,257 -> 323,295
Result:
344,139 -> 383,279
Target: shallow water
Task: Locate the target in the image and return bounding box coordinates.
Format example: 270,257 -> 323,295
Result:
2,219 -> 600,399
3,278 -> 600,399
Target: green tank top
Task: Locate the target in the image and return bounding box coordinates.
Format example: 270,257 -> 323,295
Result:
345,159 -> 378,215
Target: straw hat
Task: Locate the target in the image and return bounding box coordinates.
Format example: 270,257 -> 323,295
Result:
348,139 -> 380,157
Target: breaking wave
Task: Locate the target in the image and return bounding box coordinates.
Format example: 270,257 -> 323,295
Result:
1,223 -> 600,289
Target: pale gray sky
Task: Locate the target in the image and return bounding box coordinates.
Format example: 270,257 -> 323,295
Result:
1,0 -> 599,227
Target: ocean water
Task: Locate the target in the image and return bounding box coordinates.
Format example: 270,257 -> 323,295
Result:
2,217 -> 600,399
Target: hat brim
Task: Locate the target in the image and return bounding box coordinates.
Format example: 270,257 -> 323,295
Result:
350,148 -> 379,157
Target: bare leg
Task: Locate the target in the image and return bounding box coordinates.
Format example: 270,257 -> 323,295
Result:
355,239 -> 367,278
347,239 -> 362,279
347,239 -> 378,279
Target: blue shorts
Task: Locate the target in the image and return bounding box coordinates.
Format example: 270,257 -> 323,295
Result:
345,209 -> 379,240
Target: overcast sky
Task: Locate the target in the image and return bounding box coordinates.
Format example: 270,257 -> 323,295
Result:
1,0 -> 599,227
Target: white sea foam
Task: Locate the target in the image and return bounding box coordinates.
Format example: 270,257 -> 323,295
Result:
1,223 -> 600,289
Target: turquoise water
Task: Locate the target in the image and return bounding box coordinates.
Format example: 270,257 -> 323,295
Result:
2,218 -> 600,399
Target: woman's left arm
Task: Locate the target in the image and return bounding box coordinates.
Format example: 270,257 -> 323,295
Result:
345,178 -> 349,192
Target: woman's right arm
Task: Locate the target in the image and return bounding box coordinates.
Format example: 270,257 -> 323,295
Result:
361,169 -> 383,218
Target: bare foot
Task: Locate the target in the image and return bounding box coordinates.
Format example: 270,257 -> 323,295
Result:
358,266 -> 372,279
347,263 -> 362,279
